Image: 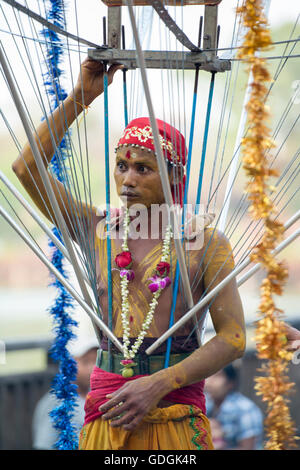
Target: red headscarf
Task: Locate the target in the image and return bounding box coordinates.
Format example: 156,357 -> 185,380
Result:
116,117 -> 187,206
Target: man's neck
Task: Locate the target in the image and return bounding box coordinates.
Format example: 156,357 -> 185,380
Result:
127,204 -> 172,241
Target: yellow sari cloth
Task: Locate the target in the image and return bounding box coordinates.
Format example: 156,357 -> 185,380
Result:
79,404 -> 213,450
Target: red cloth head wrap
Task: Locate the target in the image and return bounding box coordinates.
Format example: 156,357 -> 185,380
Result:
116,117 -> 187,206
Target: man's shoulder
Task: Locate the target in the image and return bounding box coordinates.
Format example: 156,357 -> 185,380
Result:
203,227 -> 230,247
200,228 -> 234,272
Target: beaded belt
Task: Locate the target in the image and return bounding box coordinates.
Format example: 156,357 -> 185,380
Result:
96,349 -> 191,375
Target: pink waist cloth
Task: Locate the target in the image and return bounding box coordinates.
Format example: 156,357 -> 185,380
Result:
84,366 -> 206,426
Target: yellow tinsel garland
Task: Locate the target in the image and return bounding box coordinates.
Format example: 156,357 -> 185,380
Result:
237,0 -> 297,450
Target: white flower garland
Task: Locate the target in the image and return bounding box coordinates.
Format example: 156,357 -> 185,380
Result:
120,208 -> 172,361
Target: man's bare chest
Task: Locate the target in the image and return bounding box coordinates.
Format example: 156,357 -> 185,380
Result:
95,236 -> 205,309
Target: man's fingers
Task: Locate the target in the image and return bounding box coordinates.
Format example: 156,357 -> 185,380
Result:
109,63 -> 124,74
98,390 -> 125,413
122,415 -> 143,432
108,63 -> 124,81
82,57 -> 102,70
109,411 -> 139,428
101,402 -> 127,421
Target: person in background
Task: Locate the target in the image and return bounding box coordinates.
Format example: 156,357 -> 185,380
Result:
208,418 -> 227,450
285,324 -> 300,352
204,364 -> 264,450
32,336 -> 98,450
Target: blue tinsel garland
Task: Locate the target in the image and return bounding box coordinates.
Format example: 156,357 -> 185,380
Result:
48,230 -> 79,450
41,0 -> 79,450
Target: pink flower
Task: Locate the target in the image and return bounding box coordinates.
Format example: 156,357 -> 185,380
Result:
120,269 -> 135,281
160,276 -> 171,289
120,359 -> 135,366
148,276 -> 171,293
148,276 -> 160,293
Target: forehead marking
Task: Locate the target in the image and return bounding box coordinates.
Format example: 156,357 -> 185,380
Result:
125,150 -> 139,159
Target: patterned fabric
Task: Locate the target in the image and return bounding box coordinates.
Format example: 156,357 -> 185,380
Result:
205,391 -> 264,449
79,403 -> 213,450
116,117 -> 187,205
83,367 -> 206,427
117,117 -> 187,165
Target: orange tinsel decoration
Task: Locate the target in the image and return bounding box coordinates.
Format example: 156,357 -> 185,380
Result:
237,0 -> 297,450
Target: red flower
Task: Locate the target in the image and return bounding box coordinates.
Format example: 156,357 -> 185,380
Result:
115,251 -> 132,269
156,261 -> 170,277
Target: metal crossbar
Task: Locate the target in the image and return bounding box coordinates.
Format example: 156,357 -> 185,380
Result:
87,47 -> 231,72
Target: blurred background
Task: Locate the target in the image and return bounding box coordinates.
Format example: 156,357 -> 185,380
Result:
0,0 -> 299,449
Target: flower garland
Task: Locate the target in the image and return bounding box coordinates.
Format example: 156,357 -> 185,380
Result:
237,0 -> 297,450
114,208 -> 172,377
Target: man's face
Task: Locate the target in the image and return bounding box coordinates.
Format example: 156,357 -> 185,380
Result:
114,146 -> 171,208
205,370 -> 233,402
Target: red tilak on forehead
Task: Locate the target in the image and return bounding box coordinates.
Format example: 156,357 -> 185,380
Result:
126,150 -> 131,159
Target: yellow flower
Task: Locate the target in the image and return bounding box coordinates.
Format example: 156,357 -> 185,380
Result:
237,0 -> 296,449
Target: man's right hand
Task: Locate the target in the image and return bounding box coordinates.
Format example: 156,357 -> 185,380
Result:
285,324 -> 300,352
73,57 -> 123,106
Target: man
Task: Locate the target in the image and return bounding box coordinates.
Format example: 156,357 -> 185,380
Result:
205,365 -> 264,450
12,58 -> 297,450
32,336 -> 98,449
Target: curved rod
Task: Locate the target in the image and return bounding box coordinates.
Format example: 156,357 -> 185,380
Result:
0,204 -> 123,353
145,0 -> 201,52
146,209 -> 300,354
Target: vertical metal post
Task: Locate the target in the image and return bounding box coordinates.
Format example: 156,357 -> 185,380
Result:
203,5 -> 218,60
107,6 -> 122,49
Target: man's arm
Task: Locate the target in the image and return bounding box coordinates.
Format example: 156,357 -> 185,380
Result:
12,59 -> 121,239
99,230 -> 246,430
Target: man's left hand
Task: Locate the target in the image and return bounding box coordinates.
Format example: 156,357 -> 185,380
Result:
98,375 -> 169,431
